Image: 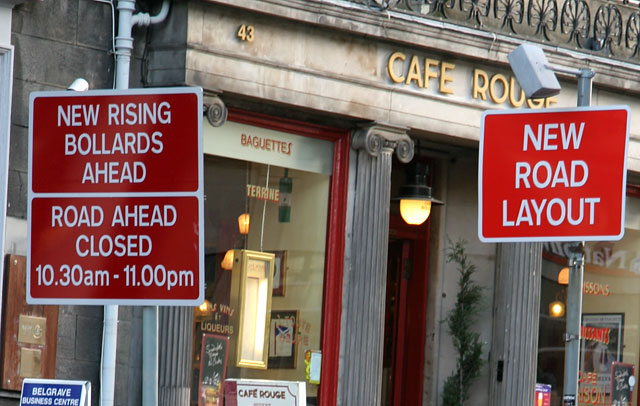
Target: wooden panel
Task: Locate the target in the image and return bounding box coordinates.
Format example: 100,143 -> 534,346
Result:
1,255 -> 58,390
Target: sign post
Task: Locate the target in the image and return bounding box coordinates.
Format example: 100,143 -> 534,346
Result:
480,105 -> 630,405
28,87 -> 203,305
564,69 -> 593,406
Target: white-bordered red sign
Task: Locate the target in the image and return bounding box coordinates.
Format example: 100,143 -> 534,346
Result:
28,87 -> 204,305
479,106 -> 630,242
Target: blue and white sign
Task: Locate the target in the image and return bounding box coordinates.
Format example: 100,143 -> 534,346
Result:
20,379 -> 90,406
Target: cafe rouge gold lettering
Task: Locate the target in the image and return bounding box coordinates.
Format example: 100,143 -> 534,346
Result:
387,51 -> 455,94
386,51 -> 557,109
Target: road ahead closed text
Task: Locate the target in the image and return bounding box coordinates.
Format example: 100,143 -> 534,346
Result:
479,107 -> 629,242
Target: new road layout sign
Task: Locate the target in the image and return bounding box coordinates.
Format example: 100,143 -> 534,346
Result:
28,87 -> 204,305
479,106 -> 630,242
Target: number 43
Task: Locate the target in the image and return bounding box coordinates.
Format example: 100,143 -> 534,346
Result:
237,25 -> 254,42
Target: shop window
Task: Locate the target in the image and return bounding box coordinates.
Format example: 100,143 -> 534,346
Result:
537,189 -> 640,406
190,112 -> 347,406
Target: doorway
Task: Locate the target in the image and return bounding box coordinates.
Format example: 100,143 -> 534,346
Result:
382,215 -> 431,406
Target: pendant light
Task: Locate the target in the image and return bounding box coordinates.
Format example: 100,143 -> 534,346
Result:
221,249 -> 235,271
238,213 -> 250,235
394,161 -> 443,225
558,267 -> 569,285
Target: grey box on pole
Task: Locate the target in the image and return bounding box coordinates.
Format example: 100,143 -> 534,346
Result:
507,44 -> 561,99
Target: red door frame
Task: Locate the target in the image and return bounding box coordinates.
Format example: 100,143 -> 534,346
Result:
227,109 -> 349,406
391,239 -> 411,405
387,214 -> 431,406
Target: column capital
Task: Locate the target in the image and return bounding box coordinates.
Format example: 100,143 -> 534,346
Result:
204,93 -> 228,127
352,122 -> 414,163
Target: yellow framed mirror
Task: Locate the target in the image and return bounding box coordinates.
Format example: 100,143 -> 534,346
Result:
230,249 -> 275,369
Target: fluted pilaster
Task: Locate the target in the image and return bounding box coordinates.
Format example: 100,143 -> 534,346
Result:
158,306 -> 193,405
338,123 -> 412,406
489,243 -> 543,406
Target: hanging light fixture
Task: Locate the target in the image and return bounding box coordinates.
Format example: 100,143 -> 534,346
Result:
278,169 -> 292,223
221,249 -> 235,270
196,299 -> 213,319
549,300 -> 565,318
558,267 -> 569,285
394,161 -> 443,225
238,213 -> 250,235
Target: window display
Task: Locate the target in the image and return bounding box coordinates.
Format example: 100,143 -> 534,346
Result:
537,192 -> 640,406
191,124 -> 333,405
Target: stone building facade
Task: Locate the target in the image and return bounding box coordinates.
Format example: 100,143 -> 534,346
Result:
2,1 -> 640,406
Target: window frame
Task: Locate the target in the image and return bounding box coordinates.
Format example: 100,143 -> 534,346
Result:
226,108 -> 349,405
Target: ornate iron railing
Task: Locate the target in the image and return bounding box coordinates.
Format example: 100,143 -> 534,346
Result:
349,0 -> 640,62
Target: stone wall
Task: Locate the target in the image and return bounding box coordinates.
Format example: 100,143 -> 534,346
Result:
6,1 -> 149,405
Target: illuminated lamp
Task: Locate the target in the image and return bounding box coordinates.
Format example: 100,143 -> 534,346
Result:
558,267 -> 569,285
199,300 -> 212,314
195,300 -> 213,319
238,213 -> 250,235
230,250 -> 275,369
394,161 -> 443,225
221,249 -> 235,271
549,300 -> 565,318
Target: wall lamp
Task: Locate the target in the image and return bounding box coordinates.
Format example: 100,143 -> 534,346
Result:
394,161 -> 443,225
549,300 -> 565,318
67,78 -> 89,92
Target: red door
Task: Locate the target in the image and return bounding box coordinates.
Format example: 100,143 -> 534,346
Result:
383,215 -> 431,406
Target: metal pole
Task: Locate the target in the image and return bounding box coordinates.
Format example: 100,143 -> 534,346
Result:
142,306 -> 159,405
563,242 -> 585,406
576,69 -> 595,109
114,2 -> 170,404
114,2 -> 161,405
100,1 -> 136,405
562,68 -> 594,406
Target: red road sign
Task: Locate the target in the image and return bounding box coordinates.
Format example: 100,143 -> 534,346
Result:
479,106 -> 629,242
31,91 -> 199,194
28,87 -> 203,305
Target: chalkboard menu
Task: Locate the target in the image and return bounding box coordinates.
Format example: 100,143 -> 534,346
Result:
198,334 -> 229,406
610,362 -> 635,406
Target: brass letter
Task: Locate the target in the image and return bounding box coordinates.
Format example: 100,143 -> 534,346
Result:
527,98 -> 544,108
387,52 -> 406,84
406,55 -> 423,88
508,76 -> 525,107
439,62 -> 455,94
424,58 -> 439,89
489,74 -> 509,104
472,69 -> 488,100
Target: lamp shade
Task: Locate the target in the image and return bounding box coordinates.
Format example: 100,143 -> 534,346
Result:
394,161 -> 443,226
238,213 -> 250,235
400,199 -> 432,225
221,249 -> 235,270
558,267 -> 569,285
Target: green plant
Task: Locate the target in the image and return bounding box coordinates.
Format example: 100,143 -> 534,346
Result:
441,238 -> 485,406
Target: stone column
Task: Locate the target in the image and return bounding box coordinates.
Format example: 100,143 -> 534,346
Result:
156,94 -> 225,406
489,242 -> 543,406
337,123 -> 413,406
158,306 -> 193,405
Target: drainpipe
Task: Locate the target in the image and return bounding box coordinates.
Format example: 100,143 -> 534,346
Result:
102,2 -> 170,406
